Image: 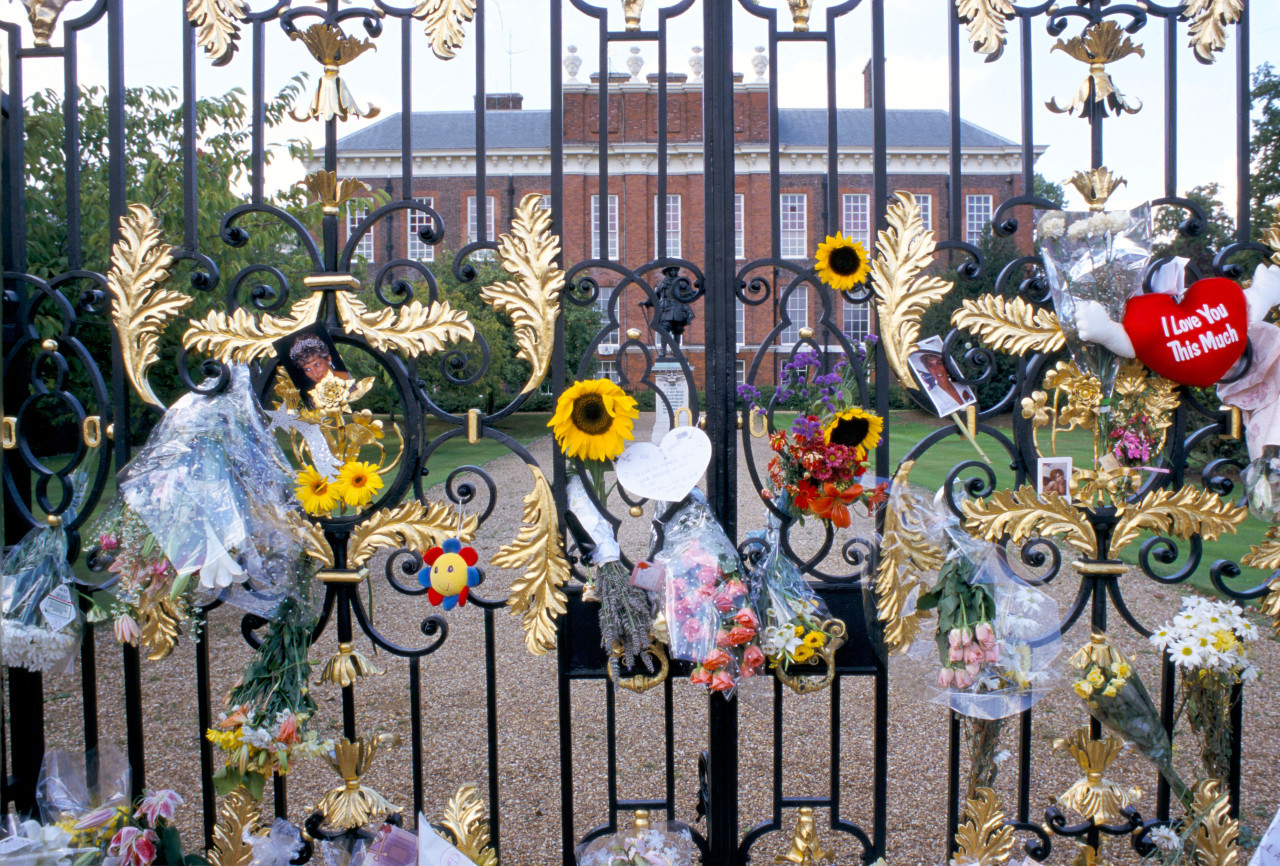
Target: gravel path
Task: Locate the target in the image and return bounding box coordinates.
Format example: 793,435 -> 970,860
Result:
17,418 -> 1280,866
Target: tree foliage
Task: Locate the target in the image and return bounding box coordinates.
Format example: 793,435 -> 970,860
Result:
1153,183 -> 1237,278
1251,63 -> 1280,225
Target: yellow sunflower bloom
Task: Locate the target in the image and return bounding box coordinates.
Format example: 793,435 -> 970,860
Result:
295,465 -> 338,515
333,460 -> 384,508
814,232 -> 871,291
548,378 -> 640,462
823,406 -> 883,452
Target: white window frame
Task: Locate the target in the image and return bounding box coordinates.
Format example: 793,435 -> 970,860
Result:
843,298 -> 871,341
736,359 -> 747,386
735,298 -> 745,347
917,194 -> 932,232
468,195 -> 496,243
841,193 -> 871,249
591,194 -> 620,260
780,193 -> 807,259
407,197 -> 435,262
348,208 -> 374,263
966,194 -> 992,244
734,194 -> 745,260
779,287 -> 808,345
596,291 -> 618,351
597,359 -> 620,383
654,194 -> 681,258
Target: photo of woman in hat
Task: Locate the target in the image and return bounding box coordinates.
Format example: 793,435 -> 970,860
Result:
906,335 -> 976,417
273,324 -> 351,408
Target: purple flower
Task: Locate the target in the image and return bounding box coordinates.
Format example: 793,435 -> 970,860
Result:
864,333 -> 879,345
135,789 -> 184,825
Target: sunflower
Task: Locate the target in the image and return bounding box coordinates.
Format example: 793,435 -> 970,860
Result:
548,378 -> 640,462
295,465 -> 338,515
823,406 -> 883,452
333,460 -> 384,508
814,233 -> 871,291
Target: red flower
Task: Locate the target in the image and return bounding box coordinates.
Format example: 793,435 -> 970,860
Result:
725,626 -> 756,646
703,649 -> 732,671
709,671 -> 736,693
742,644 -> 766,674
807,483 -> 862,528
867,481 -> 890,509
793,479 -> 818,512
690,666 -> 713,686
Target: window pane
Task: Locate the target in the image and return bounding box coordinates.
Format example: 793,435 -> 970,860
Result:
407,197 -> 435,262
843,298 -> 870,341
841,193 -> 870,249
597,291 -> 618,349
734,194 -> 745,259
655,194 -> 681,258
598,359 -> 620,382
965,194 -> 991,244
917,194 -> 932,231
779,286 -> 807,344
735,298 -> 745,346
592,195 -> 619,259
780,194 -> 806,259
735,359 -> 746,386
468,195 -> 496,243
349,209 -> 373,263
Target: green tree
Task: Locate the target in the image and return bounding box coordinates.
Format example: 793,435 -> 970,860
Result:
1152,183 -> 1237,277
1251,63 -> 1280,226
1034,173 -> 1067,209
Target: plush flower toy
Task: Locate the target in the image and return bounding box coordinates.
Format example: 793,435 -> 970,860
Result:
420,538 -> 481,610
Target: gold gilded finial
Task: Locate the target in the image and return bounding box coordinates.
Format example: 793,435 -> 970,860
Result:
787,0 -> 811,32
319,642 -> 385,689
316,734 -> 401,829
622,0 -> 643,30
775,807 -> 834,864
289,24 -> 381,122
16,0 -> 76,47
298,171 -> 371,216
1066,167 -> 1127,211
1053,729 -> 1142,824
1047,21 -> 1144,117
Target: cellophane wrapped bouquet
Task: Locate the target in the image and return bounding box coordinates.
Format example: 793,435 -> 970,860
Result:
1,475 -> 88,673
88,366 -> 316,654
578,818 -> 698,866
741,348 -> 887,529
1070,632 -> 1192,809
745,516 -> 839,673
36,746 -> 131,854
657,491 -> 763,697
1150,597 -> 1259,783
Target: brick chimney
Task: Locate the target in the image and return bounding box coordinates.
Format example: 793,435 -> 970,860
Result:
484,93 -> 523,110
862,60 -> 872,109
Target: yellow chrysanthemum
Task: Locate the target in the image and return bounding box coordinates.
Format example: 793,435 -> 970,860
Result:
333,461 -> 384,508
295,465 -> 338,515
803,631 -> 826,648
823,406 -> 883,452
792,644 -> 815,663
814,233 -> 871,291
548,378 -> 640,462
1073,680 -> 1093,698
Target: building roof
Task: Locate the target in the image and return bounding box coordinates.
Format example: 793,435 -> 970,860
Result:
332,108 -> 1018,153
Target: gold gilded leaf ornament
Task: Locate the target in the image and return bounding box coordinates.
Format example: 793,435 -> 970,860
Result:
1192,780 -> 1239,866
298,170 -> 370,216
207,789 -> 261,866
961,486 -> 1098,558
317,735 -> 401,830
1109,486 -> 1246,557
436,784 -> 497,866
875,460 -> 946,652
869,192 -> 953,385
952,295 -> 1065,356
139,596 -> 185,662
348,500 -> 478,569
182,295 -> 323,365
1047,22 -> 1145,117
107,204 -> 189,411
481,193 -> 564,395
319,642 -> 384,689
953,788 -> 1015,866
411,0 -> 477,61
185,0 -> 246,67
956,0 -> 1015,61
495,466 -> 570,656
289,24 -> 380,123
295,518 -> 335,569
1243,523 -> 1280,637
1053,729 -> 1141,824
1181,0 -> 1243,65
1067,167 -> 1127,211
332,292 -> 474,359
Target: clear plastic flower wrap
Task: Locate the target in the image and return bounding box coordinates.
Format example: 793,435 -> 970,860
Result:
578,815 -> 698,866
1,474 -> 89,674
247,819 -> 305,866
0,815 -> 95,866
656,491 -> 761,697
36,745 -> 132,851
91,365 -> 316,632
745,494 -> 839,673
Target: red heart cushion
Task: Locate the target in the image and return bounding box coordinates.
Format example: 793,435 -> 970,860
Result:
1122,278 -> 1247,387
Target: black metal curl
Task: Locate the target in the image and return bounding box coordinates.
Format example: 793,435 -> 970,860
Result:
1006,820 -> 1052,862
1201,457 -> 1245,497
941,460 -> 999,518
840,536 -> 876,581
170,248 -> 221,294
240,612 -> 271,650
175,348 -> 233,397
941,330 -> 997,388
1137,534 -> 1202,584
1130,818 -> 1173,859
301,811 -> 379,850
737,536 -> 771,571
76,287 -> 107,316
371,256 -> 437,307
383,547 -> 428,596
565,274 -> 601,305
452,242 -> 498,283
1208,558 -> 1275,603
936,240 -> 984,282
1217,338 -> 1254,386
437,332 -> 490,387
1018,537 -> 1063,584
445,464 -> 497,525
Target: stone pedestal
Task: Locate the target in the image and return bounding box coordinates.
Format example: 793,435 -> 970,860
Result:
650,361 -> 688,441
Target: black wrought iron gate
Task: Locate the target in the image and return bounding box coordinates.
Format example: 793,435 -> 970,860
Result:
1,0 -> 1268,864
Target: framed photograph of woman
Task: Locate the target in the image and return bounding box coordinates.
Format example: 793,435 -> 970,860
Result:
272,323 -> 352,408
1037,456 -> 1072,501
907,335 -> 977,417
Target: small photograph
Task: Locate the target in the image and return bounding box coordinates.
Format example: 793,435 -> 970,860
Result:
272,323 -> 352,408
1037,456 -> 1072,501
907,335 -> 977,417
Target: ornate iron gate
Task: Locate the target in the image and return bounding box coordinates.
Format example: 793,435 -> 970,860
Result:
1,0 -> 1269,864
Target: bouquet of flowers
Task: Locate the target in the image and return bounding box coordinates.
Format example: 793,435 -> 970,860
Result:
1037,205 -> 1152,411
0,816 -> 91,866
550,379 -> 657,679
578,813 -> 698,866
1070,632 -> 1192,809
1,475 -> 88,673
1150,597 -> 1259,782
206,596 -> 331,800
36,745 -> 132,854
88,366 -> 317,657
656,492 -> 763,697
742,349 -> 886,529
744,515 -> 841,674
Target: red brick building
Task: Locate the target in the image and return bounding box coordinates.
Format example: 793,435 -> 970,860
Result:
319,49 -> 1040,386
